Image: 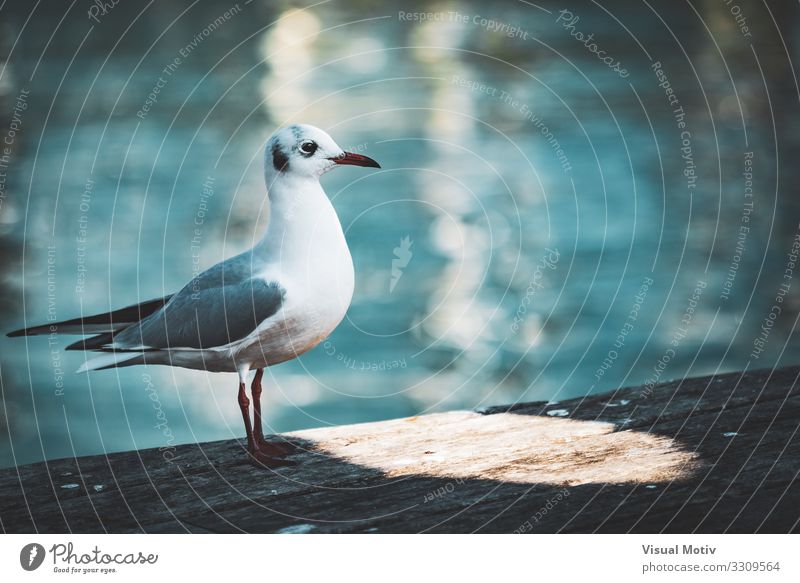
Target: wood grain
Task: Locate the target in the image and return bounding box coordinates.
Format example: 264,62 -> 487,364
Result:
1,366 -> 797,533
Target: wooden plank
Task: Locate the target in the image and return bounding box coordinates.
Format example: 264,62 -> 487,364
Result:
0,366 -> 798,533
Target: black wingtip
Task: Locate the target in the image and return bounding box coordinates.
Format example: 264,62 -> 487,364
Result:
7,323 -> 51,337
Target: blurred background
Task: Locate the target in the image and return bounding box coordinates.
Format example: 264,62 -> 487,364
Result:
1,0 -> 798,467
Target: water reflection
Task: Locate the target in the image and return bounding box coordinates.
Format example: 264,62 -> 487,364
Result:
0,0 -> 798,467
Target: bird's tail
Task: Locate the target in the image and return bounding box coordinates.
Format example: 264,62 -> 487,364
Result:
77,352 -> 143,373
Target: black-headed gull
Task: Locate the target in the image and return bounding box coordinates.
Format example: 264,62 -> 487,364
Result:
8,124 -> 381,466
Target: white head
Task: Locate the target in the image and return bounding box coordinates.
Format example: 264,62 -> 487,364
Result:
264,124 -> 380,183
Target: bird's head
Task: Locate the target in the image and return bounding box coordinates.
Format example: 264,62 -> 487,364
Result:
265,124 -> 380,181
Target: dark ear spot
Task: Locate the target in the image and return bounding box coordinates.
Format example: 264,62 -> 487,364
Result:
272,142 -> 289,172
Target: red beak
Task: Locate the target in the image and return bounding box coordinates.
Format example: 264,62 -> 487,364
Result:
330,151 -> 381,168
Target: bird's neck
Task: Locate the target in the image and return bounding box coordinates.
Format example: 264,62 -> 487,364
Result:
254,174 -> 346,265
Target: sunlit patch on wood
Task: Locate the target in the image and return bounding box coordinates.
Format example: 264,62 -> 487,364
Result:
290,411 -> 701,485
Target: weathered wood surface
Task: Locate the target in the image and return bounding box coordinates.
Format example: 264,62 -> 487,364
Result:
1,367 -> 798,533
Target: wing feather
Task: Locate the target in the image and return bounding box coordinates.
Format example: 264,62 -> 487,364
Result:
7,295 -> 173,337
110,253 -> 284,350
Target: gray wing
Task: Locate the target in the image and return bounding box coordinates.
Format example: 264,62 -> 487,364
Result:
112,254 -> 284,350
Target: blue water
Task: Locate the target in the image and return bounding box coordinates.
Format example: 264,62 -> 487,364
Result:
1,0 -> 799,467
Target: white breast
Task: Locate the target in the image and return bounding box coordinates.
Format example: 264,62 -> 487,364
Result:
282,225 -> 355,343
238,184 -> 355,367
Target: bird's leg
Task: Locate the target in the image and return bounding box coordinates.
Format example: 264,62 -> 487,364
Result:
251,369 -> 298,457
237,381 -> 256,452
239,380 -> 291,467
251,369 -> 266,444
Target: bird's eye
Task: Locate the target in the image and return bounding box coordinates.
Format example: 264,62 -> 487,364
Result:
299,140 -> 318,156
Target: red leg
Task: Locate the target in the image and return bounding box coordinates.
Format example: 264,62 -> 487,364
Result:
252,369 -> 266,444
251,369 -> 300,457
237,381 -> 255,451
238,379 -> 292,467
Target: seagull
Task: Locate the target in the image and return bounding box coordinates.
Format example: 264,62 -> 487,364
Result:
8,124 -> 381,467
